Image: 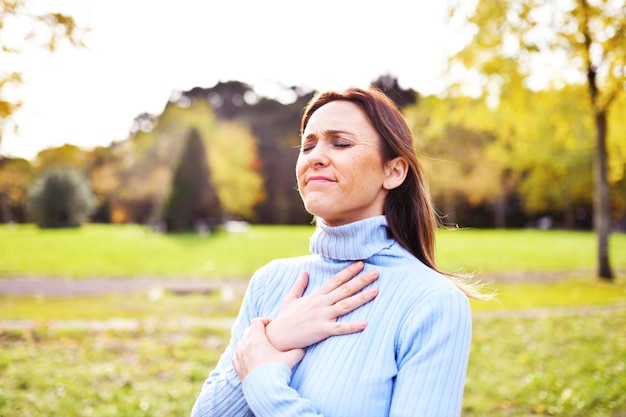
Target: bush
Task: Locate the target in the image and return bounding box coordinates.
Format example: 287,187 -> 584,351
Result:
27,166 -> 95,228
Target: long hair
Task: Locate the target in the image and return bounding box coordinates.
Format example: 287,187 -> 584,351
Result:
301,86 -> 489,300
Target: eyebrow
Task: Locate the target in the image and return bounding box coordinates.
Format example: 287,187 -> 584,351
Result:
303,128 -> 353,140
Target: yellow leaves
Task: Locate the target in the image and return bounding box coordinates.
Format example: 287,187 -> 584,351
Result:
0,156 -> 33,205
0,1 -> 87,135
34,144 -> 89,173
608,92 -> 626,183
207,121 -> 264,218
124,96 -> 264,220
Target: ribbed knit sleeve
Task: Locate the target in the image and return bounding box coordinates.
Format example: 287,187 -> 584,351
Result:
190,272 -> 265,417
243,363 -> 323,416
390,286 -> 472,416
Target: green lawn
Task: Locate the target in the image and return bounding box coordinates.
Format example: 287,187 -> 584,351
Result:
1,223 -> 625,279
1,224 -> 626,416
436,227 -> 626,274
1,293 -> 624,417
0,223 -> 315,279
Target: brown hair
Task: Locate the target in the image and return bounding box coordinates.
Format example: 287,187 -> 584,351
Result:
301,86 -> 488,299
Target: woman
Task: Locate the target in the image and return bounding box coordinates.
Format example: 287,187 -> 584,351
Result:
191,86 -> 485,417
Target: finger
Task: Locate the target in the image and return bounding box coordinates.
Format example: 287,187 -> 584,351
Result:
249,317 -> 267,332
232,353 -> 245,382
333,286 -> 379,316
232,352 -> 240,372
318,261 -> 365,295
282,271 -> 309,303
328,269 -> 379,304
232,342 -> 242,371
329,319 -> 369,335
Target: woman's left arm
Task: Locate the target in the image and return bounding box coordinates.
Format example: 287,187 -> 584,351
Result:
390,287 -> 473,417
233,318 -> 327,417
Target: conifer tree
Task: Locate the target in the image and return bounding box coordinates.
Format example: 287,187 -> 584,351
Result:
161,128 -> 222,232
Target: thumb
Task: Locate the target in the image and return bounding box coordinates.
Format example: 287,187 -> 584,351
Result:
249,317 -> 269,334
283,271 -> 309,302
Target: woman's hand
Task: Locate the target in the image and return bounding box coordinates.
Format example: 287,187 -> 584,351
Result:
266,261 -> 379,351
233,318 -> 304,383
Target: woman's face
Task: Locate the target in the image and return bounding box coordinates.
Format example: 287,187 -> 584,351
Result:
296,100 -> 391,226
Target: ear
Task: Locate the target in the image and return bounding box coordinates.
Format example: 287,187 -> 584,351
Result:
383,157 -> 409,190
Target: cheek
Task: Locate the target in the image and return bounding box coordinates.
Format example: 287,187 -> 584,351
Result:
295,158 -> 306,188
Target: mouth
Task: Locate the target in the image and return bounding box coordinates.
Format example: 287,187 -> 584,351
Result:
306,175 -> 334,185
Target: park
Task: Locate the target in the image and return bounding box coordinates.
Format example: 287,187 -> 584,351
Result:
2,0 -> 626,415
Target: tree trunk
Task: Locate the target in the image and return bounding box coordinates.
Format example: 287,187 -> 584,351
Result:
581,0 -> 614,280
593,109 -> 614,280
0,194 -> 12,223
443,193 -> 457,227
493,199 -> 507,229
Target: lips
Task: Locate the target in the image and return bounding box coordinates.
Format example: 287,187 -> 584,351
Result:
306,175 -> 334,184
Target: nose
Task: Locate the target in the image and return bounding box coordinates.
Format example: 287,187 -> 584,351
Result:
306,143 -> 328,167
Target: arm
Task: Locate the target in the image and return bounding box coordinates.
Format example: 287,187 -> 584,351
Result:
231,263 -> 380,417
266,261 -> 379,351
190,276 -> 262,417
390,287 -> 472,417
233,318 -> 326,417
233,318 -> 304,380
191,262 -> 378,417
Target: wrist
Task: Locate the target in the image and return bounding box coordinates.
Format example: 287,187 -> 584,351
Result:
265,321 -> 290,352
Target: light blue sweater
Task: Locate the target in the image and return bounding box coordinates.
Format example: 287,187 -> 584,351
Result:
190,215 -> 472,417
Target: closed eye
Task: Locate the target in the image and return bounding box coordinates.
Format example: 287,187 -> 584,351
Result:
300,142 -> 315,153
333,138 -> 353,148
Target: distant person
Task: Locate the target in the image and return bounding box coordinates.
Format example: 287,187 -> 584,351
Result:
191,86 -> 489,417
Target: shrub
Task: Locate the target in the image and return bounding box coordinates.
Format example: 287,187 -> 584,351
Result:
27,166 -> 95,228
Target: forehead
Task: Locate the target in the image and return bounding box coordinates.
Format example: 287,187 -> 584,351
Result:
303,100 -> 375,137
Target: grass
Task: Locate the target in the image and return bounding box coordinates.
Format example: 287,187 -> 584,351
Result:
1,223 -> 625,279
437,227 -> 626,274
465,307 -> 626,416
1,224 -> 626,416
0,325 -> 229,417
1,291 -> 624,417
0,223 -> 314,279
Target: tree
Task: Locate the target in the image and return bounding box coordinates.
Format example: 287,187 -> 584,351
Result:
447,0 -> 625,280
34,144 -> 90,173
186,81 -> 313,224
85,146 -> 123,223
405,94 -> 513,228
160,128 -> 222,233
1,0 -> 86,143
26,166 -> 95,228
118,95 -> 264,223
0,156 -> 33,222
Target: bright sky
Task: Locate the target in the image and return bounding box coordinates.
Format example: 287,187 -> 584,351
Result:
1,0 -> 469,160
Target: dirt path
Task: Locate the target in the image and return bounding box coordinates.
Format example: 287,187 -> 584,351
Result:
0,277 -> 249,296
0,269 -> 619,297
0,274 -> 624,330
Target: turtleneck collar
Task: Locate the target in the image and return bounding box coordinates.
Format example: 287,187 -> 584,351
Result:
309,215 -> 394,261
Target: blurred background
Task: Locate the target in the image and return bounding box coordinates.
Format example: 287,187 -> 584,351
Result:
1,1 -> 625,416
1,0 -> 624,229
